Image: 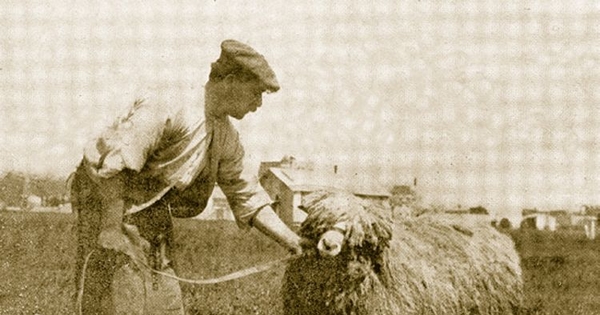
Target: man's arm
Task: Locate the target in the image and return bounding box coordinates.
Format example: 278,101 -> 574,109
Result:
80,93 -> 170,262
216,122 -> 302,255
95,173 -> 149,263
250,205 -> 303,255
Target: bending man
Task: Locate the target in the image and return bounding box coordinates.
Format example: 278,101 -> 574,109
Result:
71,39 -> 302,314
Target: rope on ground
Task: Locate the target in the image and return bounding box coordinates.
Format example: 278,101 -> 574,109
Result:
76,249 -> 298,314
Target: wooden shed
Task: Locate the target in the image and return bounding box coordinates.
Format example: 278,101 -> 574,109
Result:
260,167 -> 390,226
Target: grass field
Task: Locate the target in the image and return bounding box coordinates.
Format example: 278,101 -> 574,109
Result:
1,211 -> 599,314
507,228 -> 600,315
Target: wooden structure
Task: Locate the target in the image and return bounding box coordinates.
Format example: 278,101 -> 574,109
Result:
260,167 -> 391,226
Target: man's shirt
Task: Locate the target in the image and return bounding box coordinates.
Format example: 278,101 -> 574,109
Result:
81,85 -> 271,228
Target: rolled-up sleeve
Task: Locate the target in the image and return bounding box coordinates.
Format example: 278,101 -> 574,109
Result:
83,97 -> 167,181
217,130 -> 272,229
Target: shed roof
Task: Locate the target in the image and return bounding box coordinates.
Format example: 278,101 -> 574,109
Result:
267,167 -> 390,197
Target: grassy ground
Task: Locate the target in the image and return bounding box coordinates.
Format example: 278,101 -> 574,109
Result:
1,211 -> 599,314
0,212 -> 287,315
507,228 -> 600,315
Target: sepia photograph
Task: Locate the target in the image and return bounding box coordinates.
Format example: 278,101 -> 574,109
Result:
1,1 -> 599,314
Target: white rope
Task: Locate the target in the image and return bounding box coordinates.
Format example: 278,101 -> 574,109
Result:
76,250 -> 95,315
76,249 -> 297,315
141,255 -> 296,285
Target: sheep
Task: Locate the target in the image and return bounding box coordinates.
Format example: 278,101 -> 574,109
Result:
283,191 -> 523,315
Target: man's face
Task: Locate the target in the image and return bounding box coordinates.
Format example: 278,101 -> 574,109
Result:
223,78 -> 266,120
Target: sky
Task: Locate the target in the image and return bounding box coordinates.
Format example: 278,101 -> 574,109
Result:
1,0 -> 599,216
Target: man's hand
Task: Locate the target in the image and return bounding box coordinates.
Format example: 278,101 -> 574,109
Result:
95,174 -> 151,264
252,206 -> 303,256
287,236 -> 304,256
98,226 -> 149,266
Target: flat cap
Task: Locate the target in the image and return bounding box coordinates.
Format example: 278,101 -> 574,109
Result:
212,39 -> 280,92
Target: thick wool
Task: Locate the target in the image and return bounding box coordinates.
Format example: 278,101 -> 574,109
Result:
283,191 -> 523,315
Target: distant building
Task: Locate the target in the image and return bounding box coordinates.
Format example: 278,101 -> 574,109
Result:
569,214 -> 597,240
258,155 -> 314,179
584,218 -> 597,240
521,209 -> 571,231
521,213 -> 557,231
521,208 -> 539,217
381,178 -> 420,218
0,172 -> 70,209
390,185 -> 417,209
580,205 -> 600,221
260,166 -> 391,226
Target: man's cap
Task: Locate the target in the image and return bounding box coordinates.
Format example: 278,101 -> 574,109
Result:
212,39 -> 280,92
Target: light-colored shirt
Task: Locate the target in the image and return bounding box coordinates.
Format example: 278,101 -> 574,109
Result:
82,85 -> 271,228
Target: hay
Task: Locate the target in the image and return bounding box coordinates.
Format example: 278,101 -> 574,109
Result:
283,191 -> 523,315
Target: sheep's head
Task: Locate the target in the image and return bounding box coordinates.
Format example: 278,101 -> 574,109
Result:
299,190 -> 393,259
284,191 -> 395,314
299,191 -> 393,282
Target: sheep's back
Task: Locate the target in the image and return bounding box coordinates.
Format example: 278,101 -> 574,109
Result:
384,214 -> 523,314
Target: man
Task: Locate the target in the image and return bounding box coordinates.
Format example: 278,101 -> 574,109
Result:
71,39 -> 303,314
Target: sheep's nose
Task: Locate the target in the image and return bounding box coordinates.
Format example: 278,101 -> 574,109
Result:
323,239 -> 339,251
317,230 -> 344,257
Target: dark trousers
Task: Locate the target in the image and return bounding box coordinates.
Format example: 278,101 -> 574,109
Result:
72,168 -> 183,314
